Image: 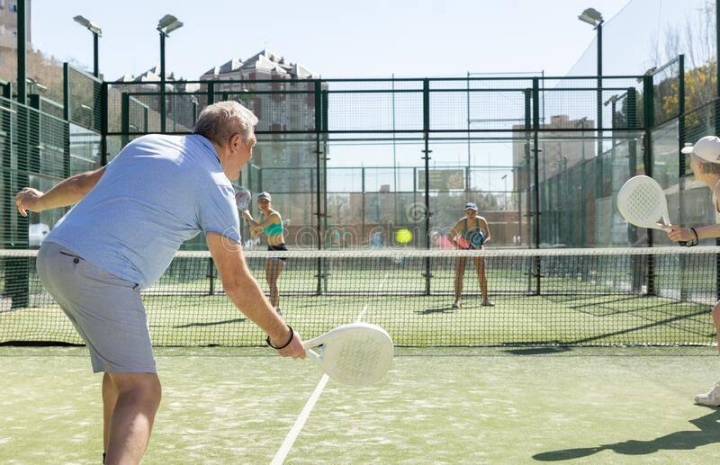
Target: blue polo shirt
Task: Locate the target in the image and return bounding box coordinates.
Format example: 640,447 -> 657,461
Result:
45,134 -> 241,290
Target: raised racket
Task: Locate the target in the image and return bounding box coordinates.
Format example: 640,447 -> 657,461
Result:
304,322 -> 394,386
617,175 -> 685,245
235,188 -> 252,211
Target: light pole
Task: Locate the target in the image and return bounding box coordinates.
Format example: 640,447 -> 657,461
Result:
578,8 -> 604,159
157,14 -> 183,133
73,15 -> 102,78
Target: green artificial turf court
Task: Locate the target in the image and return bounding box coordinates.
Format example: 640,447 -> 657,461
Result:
1,292 -> 714,348
2,346 -> 720,464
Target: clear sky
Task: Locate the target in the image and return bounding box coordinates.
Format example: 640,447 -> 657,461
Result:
32,0 -> 634,81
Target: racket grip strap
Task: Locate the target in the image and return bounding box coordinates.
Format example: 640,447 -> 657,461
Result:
266,325 -> 294,350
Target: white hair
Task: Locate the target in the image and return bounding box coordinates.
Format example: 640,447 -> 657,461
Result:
193,101 -> 258,145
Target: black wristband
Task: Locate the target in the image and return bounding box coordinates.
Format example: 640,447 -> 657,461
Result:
266,326 -> 294,350
686,227 -> 699,247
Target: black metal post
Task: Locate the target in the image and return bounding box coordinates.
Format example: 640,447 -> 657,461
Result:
422,79 -> 432,295
93,32 -> 100,78
17,0 -> 26,104
532,79 -> 541,294
160,32 -> 166,133
596,21 -> 604,201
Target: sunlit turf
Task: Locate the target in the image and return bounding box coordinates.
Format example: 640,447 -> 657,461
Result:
2,346 -> 720,464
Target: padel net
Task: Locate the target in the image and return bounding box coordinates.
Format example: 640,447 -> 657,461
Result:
0,247 -> 717,347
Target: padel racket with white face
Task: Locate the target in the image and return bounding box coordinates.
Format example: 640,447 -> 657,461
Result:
617,175 -> 686,245
304,322 -> 394,386
235,188 -> 252,211
617,175 -> 672,230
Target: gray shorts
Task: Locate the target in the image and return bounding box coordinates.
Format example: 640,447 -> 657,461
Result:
37,242 -> 156,374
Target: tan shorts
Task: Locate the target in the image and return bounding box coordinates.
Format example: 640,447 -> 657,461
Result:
37,242 -> 156,373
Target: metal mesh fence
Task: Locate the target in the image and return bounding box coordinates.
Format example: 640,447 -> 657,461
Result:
65,64 -> 102,133
98,71 -> 701,251
2,56 -> 703,256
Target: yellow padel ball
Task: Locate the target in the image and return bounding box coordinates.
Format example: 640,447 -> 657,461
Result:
395,228 -> 413,244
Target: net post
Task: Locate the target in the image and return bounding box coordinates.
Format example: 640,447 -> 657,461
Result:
422,78 -> 432,295
314,79 -> 325,296
677,55 -> 689,302
532,78 -> 541,294
642,74 -> 656,295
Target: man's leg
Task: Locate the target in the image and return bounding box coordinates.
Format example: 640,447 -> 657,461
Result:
103,373 -> 118,458
104,372 -> 162,465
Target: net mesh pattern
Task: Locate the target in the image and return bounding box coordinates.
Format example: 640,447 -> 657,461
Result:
0,247 -> 716,347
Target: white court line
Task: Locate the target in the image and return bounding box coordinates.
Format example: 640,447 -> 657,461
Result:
270,270 -> 389,464
270,374 -> 329,465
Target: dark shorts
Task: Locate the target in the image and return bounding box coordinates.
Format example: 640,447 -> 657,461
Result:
268,244 -> 289,262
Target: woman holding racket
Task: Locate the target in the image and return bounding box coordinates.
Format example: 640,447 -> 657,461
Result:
242,192 -> 287,315
447,202 -> 494,308
667,135 -> 720,407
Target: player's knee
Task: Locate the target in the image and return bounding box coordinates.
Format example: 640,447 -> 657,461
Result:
112,374 -> 162,408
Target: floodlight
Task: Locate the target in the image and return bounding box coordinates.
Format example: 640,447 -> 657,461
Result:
157,14 -> 184,133
73,15 -> 102,36
578,8 -> 603,27
158,14 -> 179,29
165,21 -> 184,35
157,14 -> 183,35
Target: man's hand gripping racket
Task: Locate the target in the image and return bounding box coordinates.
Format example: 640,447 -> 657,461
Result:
617,175 -> 686,245
303,322 -> 394,386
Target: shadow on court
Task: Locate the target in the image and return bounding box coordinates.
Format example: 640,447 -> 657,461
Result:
173,317 -> 246,328
503,346 -> 572,355
415,306 -> 456,315
533,409 -> 720,461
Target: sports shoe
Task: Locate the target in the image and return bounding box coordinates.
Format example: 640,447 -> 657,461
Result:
451,300 -> 461,309
482,300 -> 495,307
695,381 -> 720,407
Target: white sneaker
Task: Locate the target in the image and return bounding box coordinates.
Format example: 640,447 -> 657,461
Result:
694,382 -> 720,407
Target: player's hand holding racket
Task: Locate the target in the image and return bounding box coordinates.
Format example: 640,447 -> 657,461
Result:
267,326 -> 306,359
617,175 -> 687,245
302,322 -> 394,386
665,224 -> 699,246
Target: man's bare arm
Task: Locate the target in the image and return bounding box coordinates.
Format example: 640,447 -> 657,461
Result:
15,167 -> 106,216
206,232 -> 305,358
